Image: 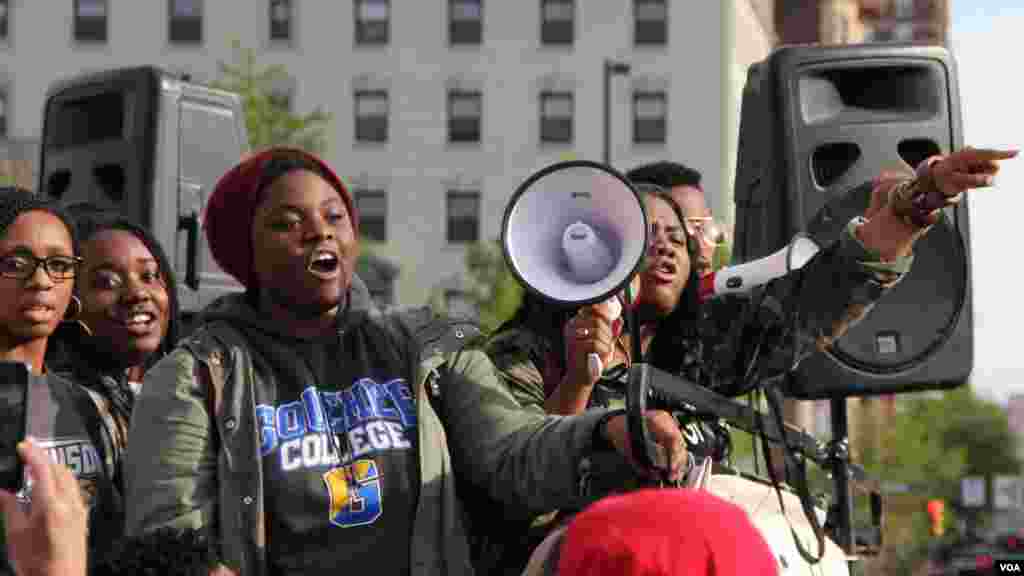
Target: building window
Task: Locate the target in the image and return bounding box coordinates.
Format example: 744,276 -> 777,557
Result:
633,90 -> 666,144
168,0 -> 202,44
0,89 -> 7,137
540,0 -> 573,45
0,0 -> 9,41
445,289 -> 477,319
634,0 -> 667,46
446,190 -> 480,243
539,91 -> 573,144
355,0 -> 389,45
354,90 -> 388,143
74,0 -> 107,43
269,0 -> 292,42
449,0 -> 482,45
355,188 -> 387,242
448,90 -> 482,143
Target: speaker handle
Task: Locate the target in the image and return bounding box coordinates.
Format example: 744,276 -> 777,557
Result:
178,212 -> 200,291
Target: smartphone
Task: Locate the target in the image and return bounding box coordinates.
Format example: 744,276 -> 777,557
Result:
0,361 -> 30,493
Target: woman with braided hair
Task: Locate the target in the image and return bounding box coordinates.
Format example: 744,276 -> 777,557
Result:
0,188 -> 122,573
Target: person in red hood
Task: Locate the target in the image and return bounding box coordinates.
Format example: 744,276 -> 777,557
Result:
523,488 -> 779,576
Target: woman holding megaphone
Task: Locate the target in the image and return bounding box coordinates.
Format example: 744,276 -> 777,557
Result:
483,146 -> 1017,574
496,147 -> 1018,417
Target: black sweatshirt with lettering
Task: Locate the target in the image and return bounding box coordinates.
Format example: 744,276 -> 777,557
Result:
0,373 -> 122,575
200,287 -> 419,576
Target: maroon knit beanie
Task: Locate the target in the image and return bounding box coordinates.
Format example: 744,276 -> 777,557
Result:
202,147 -> 357,288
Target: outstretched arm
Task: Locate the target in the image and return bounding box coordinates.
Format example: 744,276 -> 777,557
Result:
856,147 -> 1017,261
701,147 -> 1017,395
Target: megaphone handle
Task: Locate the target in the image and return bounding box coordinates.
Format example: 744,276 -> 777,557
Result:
587,353 -> 603,382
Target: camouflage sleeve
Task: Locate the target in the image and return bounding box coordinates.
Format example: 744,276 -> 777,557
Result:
702,218 -> 913,395
484,330 -> 549,414
123,348 -> 219,536
440,348 -> 616,515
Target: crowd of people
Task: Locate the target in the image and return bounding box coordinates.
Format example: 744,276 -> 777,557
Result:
0,142 -> 1015,575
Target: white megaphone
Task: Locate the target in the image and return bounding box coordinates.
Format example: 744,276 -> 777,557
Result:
699,235 -> 820,302
502,161 -> 648,306
502,161 -> 648,379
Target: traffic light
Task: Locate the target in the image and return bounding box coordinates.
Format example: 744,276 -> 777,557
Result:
927,499 -> 945,537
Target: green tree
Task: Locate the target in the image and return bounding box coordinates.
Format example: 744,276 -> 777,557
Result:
213,40 -> 332,154
878,387 -> 1020,497
448,240 -> 523,334
712,239 -> 732,271
858,386 -> 1021,573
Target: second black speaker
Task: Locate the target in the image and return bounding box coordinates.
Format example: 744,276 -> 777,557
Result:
733,43 -> 969,399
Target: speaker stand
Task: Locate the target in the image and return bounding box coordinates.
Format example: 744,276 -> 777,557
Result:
827,396 -> 861,574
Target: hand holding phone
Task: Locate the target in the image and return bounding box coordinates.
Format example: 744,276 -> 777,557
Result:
0,439 -> 89,576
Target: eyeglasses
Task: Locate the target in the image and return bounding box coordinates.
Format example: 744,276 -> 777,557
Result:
684,217 -> 729,247
0,254 -> 83,281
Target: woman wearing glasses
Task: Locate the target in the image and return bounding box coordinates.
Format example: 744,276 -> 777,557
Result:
626,161 -> 728,277
0,189 -> 123,573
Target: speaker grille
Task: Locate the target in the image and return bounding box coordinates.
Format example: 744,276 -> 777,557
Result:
826,214 -> 967,374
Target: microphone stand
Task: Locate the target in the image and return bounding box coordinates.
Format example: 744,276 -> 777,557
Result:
828,396 -> 856,559
828,395 -> 884,567
623,362 -> 883,563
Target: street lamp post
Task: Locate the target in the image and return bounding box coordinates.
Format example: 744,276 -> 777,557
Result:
603,59 -> 632,166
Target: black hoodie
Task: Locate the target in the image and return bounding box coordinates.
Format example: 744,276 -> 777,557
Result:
196,275 -> 422,575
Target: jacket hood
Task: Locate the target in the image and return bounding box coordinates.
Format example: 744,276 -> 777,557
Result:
198,273 -> 377,341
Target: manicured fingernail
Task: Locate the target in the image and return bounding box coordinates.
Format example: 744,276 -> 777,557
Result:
986,175 -> 995,186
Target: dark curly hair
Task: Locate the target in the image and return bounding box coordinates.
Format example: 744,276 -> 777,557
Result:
642,190 -> 703,375
625,161 -> 703,191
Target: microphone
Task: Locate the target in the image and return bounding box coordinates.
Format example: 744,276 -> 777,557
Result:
699,235 -> 820,302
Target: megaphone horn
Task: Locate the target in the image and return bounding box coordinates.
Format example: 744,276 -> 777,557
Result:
501,160 -> 649,307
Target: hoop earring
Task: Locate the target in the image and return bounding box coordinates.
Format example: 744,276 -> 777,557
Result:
64,295 -> 82,321
62,295 -> 93,337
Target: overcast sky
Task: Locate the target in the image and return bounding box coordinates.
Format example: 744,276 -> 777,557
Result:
950,1 -> 1024,404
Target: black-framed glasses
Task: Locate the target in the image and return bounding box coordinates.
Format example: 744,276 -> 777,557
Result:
0,254 -> 83,281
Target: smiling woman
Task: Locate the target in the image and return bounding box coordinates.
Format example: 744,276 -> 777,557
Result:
52,207 -> 179,382
46,206 -> 180,503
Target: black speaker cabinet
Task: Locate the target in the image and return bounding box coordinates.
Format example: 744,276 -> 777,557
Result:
38,66 -> 249,317
39,67 -> 158,225
733,43 -> 969,399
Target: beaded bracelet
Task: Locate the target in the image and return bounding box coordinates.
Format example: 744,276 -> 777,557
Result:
888,158 -> 947,230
